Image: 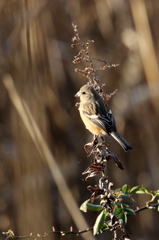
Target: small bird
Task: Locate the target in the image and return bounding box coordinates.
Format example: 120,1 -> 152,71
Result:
75,85 -> 133,152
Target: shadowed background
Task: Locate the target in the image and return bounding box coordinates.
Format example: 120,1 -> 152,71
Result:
0,0 -> 159,240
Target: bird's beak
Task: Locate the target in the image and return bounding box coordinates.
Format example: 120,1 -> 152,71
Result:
75,91 -> 80,97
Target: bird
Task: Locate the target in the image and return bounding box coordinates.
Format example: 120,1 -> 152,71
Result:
75,84 -> 133,152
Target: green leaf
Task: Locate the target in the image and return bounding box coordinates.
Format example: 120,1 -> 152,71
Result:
122,184 -> 130,194
136,187 -> 151,194
142,187 -> 151,194
150,195 -> 157,202
130,186 -> 141,194
115,201 -> 132,207
154,190 -> 159,196
115,207 -> 123,216
115,188 -> 121,193
122,201 -> 133,206
87,203 -> 103,211
124,208 -> 136,215
148,205 -> 155,210
121,194 -> 130,199
80,199 -> 90,212
100,223 -> 109,231
93,209 -> 108,235
136,190 -> 145,194
115,201 -> 124,206
119,211 -> 127,227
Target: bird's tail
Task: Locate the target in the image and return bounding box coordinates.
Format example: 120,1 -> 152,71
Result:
110,132 -> 133,152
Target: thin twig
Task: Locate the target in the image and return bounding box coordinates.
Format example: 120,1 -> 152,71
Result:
3,228 -> 93,240
135,203 -> 159,214
3,202 -> 159,239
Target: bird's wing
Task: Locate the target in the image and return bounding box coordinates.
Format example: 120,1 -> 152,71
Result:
82,100 -> 117,134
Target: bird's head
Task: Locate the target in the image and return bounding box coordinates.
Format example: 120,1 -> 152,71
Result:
75,85 -> 98,102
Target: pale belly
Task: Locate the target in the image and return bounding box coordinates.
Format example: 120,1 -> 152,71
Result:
80,111 -> 106,135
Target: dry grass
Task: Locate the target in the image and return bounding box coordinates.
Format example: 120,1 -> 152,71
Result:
0,1 -> 159,240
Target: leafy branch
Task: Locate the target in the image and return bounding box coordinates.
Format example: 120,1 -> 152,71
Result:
3,200 -> 159,240
2,227 -> 93,240
71,23 -> 159,240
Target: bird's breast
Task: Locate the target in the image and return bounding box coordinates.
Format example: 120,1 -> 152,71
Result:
79,110 -> 106,135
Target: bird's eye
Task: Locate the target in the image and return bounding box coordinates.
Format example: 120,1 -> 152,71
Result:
82,91 -> 86,95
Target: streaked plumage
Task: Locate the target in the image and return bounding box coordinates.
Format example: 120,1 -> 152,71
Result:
75,85 -> 133,152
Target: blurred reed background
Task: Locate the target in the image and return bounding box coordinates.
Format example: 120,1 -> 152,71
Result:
0,0 -> 159,240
